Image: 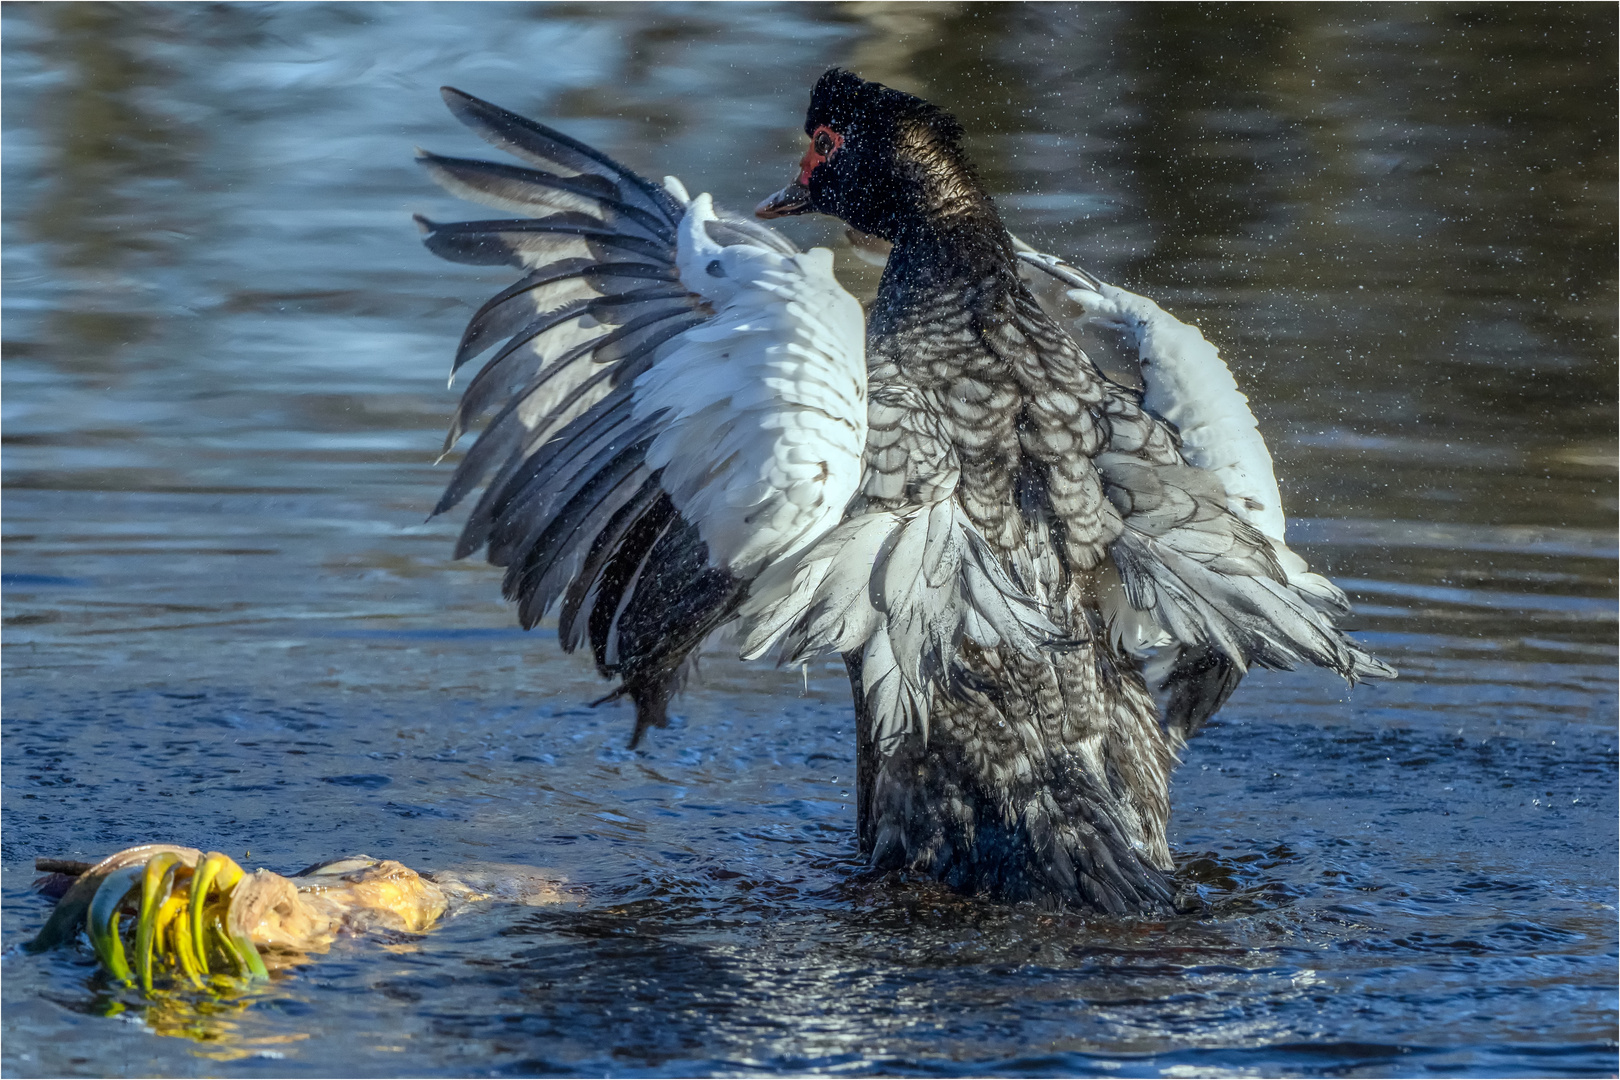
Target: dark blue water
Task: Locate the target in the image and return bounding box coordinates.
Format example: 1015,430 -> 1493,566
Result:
4,5 -> 1615,1077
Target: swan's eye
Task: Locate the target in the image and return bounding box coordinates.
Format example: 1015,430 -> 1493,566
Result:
796,125 -> 845,186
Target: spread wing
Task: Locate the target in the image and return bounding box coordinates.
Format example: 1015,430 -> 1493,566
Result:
419,88 -> 866,743
1016,244 -> 1395,739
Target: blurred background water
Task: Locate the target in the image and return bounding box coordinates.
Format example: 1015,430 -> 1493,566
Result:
2,3 -> 1615,1077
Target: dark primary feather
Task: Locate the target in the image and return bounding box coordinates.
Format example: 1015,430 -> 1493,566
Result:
490,414 -> 656,574
417,152 -> 673,241
417,214 -> 670,270
438,87 -> 683,224
558,473 -> 665,649
505,443 -> 655,627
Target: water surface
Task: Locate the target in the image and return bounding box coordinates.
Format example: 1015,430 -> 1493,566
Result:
3,5 -> 1616,1077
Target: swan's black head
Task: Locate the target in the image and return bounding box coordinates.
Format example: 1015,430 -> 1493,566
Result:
756,69 -> 995,242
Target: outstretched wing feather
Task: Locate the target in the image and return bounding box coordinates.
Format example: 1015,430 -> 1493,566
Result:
418,152 -> 674,242
439,87 -> 682,225
452,264 -> 681,372
447,290 -> 695,449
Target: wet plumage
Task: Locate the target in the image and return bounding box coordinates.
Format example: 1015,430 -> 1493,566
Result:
419,72 -> 1393,912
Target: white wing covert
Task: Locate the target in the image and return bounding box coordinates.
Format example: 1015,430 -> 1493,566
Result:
638,190 -> 866,575
419,89 -> 866,742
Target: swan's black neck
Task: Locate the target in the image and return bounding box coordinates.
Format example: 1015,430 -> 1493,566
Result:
873,149 -> 1019,318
